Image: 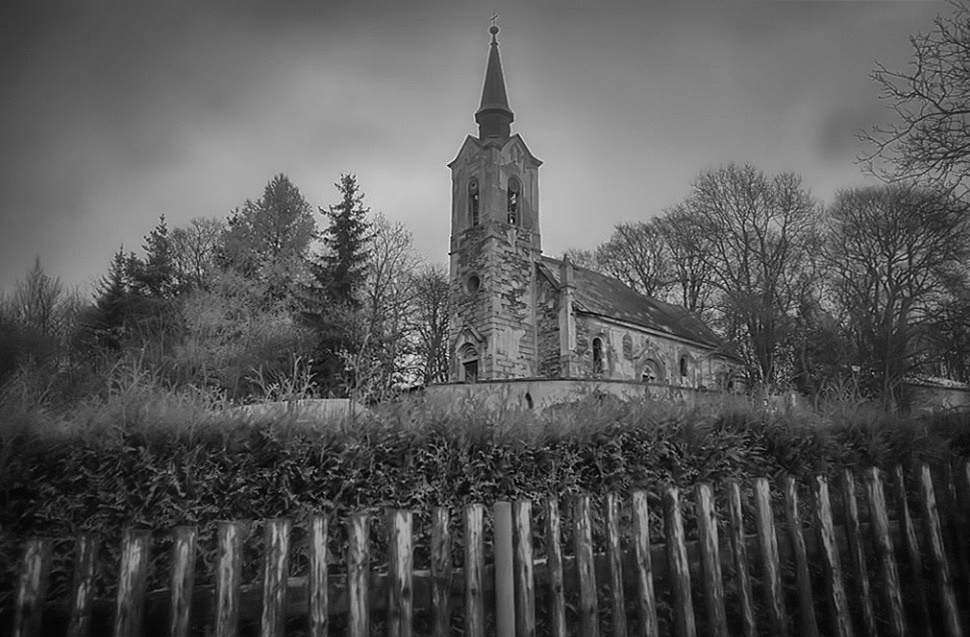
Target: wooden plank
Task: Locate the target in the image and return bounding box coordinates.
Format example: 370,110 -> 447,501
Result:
387,509 -> 414,637
753,478 -> 787,637
631,490 -> 659,637
261,518 -> 291,637
664,486 -> 696,637
494,501 -> 514,637
891,464 -> 932,633
113,529 -> 151,637
513,500 -> 536,637
464,503 -> 485,637
215,521 -> 243,637
962,459 -> 970,610
864,467 -> 906,637
918,463 -> 963,637
308,515 -> 329,637
725,481 -> 756,637
605,492 -> 628,637
811,475 -> 853,637
544,497 -> 567,637
430,507 -> 451,637
67,534 -> 99,637
13,537 -> 52,637
169,526 -> 197,637
574,494 -> 601,637
782,475 -> 819,637
841,470 -> 876,637
945,460 -> 970,592
346,511 -> 370,637
693,483 -> 726,637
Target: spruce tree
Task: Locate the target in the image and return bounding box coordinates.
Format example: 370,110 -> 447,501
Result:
302,174 -> 373,395
319,174 -> 371,307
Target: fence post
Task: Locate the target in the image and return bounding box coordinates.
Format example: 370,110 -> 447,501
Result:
113,529 -> 151,637
67,534 -> 99,637
261,519 -> 291,637
782,475 -> 818,637
841,470 -> 876,637
605,492 -> 628,637
753,478 -> 787,637
464,504 -> 485,637
725,481 -> 756,637
694,483 -> 726,637
347,511 -> 370,637
918,463 -> 963,637
215,521 -> 243,637
574,494 -> 600,637
13,537 -> 51,637
864,467 -> 906,637
664,486 -> 695,637
169,526 -> 197,637
308,515 -> 329,637
544,497 -> 567,637
892,465 -> 931,630
494,501 -> 515,637
631,491 -> 659,637
513,500 -> 536,637
430,507 -> 451,637
387,509 -> 414,637
811,476 -> 853,637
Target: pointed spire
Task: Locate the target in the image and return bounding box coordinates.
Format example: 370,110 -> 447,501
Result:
475,23 -> 514,139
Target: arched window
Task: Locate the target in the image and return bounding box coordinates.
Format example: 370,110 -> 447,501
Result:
459,344 -> 479,383
592,337 -> 603,376
468,179 -> 480,226
507,177 -> 521,225
679,355 -> 689,377
641,359 -> 660,383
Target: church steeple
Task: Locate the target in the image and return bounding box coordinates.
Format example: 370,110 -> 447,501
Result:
475,24 -> 514,140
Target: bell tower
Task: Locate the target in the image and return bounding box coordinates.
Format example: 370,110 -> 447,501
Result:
447,24 -> 543,382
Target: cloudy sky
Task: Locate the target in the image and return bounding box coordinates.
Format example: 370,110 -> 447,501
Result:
0,0 -> 943,295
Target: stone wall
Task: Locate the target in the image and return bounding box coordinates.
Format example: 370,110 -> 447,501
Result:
572,314 -> 734,389
535,272 -> 561,378
424,378 -> 702,412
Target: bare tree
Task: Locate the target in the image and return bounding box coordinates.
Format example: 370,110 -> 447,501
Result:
410,264 -> 451,385
863,0 -> 970,196
171,217 -> 225,291
594,220 -> 672,298
824,184 -> 970,404
685,164 -> 821,387
656,205 -> 717,315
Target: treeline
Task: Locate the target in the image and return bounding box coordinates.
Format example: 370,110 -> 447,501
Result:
0,174 -> 451,405
568,168 -> 970,405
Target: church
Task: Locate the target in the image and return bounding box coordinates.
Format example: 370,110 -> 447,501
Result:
439,25 -> 738,405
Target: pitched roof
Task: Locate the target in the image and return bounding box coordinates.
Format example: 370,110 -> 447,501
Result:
538,256 -> 724,350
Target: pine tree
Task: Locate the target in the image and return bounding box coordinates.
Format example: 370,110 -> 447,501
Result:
302,174 -> 373,395
89,247 -> 134,349
318,174 -> 371,307
130,215 -> 177,298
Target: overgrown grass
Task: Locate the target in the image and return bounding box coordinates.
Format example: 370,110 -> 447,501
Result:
1,359 -> 967,616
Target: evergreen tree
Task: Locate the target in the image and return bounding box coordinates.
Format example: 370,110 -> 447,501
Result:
88,247 -> 134,350
130,215 -> 177,298
302,174 -> 373,395
318,174 -> 371,307
220,174 -> 316,303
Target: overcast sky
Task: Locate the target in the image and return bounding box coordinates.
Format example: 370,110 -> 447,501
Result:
0,0 -> 944,295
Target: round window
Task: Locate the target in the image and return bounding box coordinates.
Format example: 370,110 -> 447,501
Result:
465,274 -> 481,294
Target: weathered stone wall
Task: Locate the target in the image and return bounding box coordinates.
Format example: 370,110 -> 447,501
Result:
572,314 -> 734,389
424,378 -> 704,412
535,272 -> 560,378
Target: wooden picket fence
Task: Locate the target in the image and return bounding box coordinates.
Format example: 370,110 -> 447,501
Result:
8,460 -> 970,636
